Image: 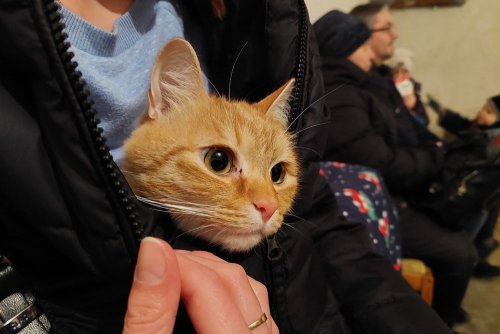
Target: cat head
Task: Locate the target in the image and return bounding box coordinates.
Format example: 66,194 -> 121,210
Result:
123,38 -> 299,252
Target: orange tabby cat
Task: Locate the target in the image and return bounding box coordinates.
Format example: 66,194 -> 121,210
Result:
123,39 -> 298,252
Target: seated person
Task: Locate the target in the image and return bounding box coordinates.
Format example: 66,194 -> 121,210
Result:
313,8 -> 477,328
384,45 -> 499,276
354,2 -> 499,282
428,94 -> 500,133
428,94 -> 500,278
385,47 -> 430,127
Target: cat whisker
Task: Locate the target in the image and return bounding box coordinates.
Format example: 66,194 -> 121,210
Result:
207,77 -> 221,97
164,198 -> 222,209
281,222 -> 306,238
294,145 -> 322,158
139,201 -> 212,218
148,196 -> 224,210
168,209 -> 217,219
176,224 -> 218,239
146,206 -> 171,214
293,122 -> 330,136
213,225 -> 230,243
228,41 -> 249,101
167,207 -> 245,224
166,204 -> 242,219
286,82 -> 347,132
286,213 -> 316,227
243,84 -> 265,102
172,207 -> 243,222
138,196 -> 217,211
277,229 -> 287,238
137,196 -> 221,218
141,196 -> 274,230
136,197 -> 173,210
167,204 -> 220,217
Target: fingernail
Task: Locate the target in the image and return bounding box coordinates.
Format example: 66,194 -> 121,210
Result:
174,249 -> 191,254
135,237 -> 166,284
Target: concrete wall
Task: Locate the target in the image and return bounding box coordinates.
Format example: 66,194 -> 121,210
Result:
305,0 -> 500,120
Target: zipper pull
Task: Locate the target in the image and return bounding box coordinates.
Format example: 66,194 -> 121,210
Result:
266,236 -> 283,261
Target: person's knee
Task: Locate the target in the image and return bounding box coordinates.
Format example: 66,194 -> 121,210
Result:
447,235 -> 478,273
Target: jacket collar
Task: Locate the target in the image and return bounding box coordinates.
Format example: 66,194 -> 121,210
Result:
320,57 -> 371,87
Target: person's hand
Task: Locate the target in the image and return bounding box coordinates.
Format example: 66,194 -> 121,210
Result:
123,237 -> 181,333
123,237 -> 278,334
402,93 -> 417,110
176,250 -> 278,334
426,94 -> 445,118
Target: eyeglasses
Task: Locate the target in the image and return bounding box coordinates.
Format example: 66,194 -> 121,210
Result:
371,25 -> 396,34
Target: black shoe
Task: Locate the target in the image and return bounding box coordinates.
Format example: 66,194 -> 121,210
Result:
473,260 -> 500,278
444,307 -> 469,328
454,307 -> 470,324
475,237 -> 499,259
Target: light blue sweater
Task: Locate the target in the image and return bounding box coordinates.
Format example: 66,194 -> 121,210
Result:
59,0 -> 184,162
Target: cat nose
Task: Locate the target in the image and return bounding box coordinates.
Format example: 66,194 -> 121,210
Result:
253,198 -> 278,222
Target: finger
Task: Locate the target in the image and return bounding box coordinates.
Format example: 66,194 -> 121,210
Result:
176,253 -> 251,334
271,319 -> 280,334
178,252 -> 270,333
247,277 -> 273,334
123,237 -> 181,334
175,249 -> 227,263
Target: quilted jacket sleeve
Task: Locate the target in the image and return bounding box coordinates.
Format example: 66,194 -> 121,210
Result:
322,88 -> 444,192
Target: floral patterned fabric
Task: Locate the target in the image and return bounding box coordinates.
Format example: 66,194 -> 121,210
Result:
320,162 -> 402,270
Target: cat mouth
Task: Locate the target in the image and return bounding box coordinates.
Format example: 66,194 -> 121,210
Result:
210,228 -> 273,252
232,228 -> 267,237
234,222 -> 279,237
207,221 -> 279,239
174,213 -> 281,250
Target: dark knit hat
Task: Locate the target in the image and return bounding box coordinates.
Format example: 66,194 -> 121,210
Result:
488,94 -> 500,117
313,10 -> 371,59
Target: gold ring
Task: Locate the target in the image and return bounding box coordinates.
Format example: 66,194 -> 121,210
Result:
248,313 -> 268,330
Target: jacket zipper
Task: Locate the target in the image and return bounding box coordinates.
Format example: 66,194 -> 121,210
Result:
263,237 -> 279,324
288,0 -> 309,132
264,1 -> 309,330
43,0 -> 144,243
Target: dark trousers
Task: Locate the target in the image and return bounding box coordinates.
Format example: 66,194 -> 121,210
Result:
474,204 -> 500,258
396,198 -> 477,326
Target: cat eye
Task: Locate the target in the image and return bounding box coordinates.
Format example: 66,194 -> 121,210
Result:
204,148 -> 232,174
271,163 -> 286,184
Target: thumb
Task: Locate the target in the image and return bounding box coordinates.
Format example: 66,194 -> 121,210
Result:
123,237 -> 181,334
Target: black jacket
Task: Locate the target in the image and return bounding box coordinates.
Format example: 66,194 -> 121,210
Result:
0,0 -> 450,333
320,57 -> 444,194
440,108 -> 500,135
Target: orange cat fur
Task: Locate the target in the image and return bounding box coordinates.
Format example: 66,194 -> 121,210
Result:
123,39 -> 298,252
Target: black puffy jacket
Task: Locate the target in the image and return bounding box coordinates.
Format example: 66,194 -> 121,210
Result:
319,56 -> 444,194
0,0 -> 451,333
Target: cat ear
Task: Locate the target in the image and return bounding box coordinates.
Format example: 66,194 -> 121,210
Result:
254,79 -> 295,128
148,38 -> 208,119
